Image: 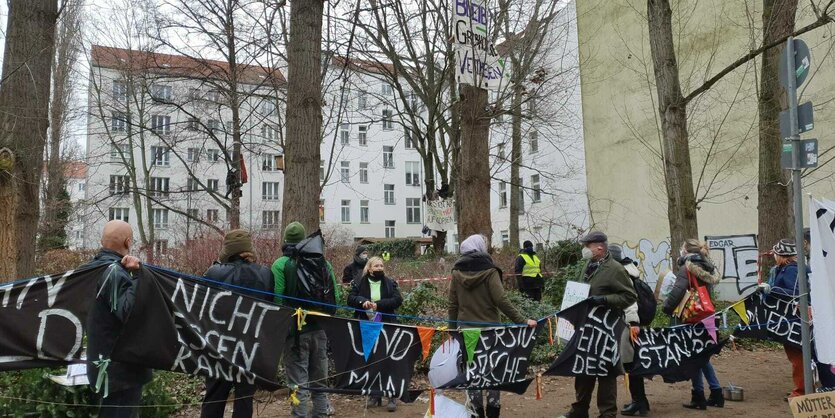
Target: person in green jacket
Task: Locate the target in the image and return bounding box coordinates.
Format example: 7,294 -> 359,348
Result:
271,221 -> 340,418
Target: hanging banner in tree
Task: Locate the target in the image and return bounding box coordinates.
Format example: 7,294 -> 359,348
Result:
452,0 -> 509,90
318,315 -> 424,400
110,267 -> 292,389
0,267 -> 101,371
810,198 -> 835,364
629,324 -> 725,382
546,300 -> 625,377
425,198 -> 455,232
439,326 -> 538,393
733,292 -> 806,349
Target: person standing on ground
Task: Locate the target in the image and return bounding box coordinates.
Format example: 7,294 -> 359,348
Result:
342,245 -> 368,283
347,256 -> 403,412
272,222 -> 341,418
662,239 -> 723,411
448,234 -> 538,418
200,230 -> 273,418
514,240 -> 543,301
560,231 -> 637,418
83,220 -> 151,418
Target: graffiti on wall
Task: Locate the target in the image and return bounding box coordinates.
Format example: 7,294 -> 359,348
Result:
620,239 -> 672,288
705,234 -> 759,295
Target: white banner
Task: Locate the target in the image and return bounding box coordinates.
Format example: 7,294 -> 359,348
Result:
452,0 -> 509,90
425,198 -> 455,232
810,198 -> 835,363
557,281 -> 591,342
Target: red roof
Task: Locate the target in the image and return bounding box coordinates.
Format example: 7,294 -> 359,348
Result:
64,161 -> 87,179
331,56 -> 397,76
91,45 -> 286,86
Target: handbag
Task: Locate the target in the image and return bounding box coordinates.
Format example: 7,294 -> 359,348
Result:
679,269 -> 716,324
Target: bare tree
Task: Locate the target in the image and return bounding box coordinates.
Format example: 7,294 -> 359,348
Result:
0,0 -> 59,280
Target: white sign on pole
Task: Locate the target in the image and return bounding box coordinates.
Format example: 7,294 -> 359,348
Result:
557,281 -> 591,342
425,198 -> 455,232
452,0 -> 510,90
809,198 -> 835,364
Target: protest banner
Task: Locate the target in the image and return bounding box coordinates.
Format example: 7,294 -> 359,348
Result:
789,391 -> 835,418
110,266 -> 292,389
557,281 -> 590,342
630,323 -> 724,382
810,198 -> 835,363
452,0 -> 509,90
733,292 -> 807,348
425,198 -> 455,232
546,300 -> 625,377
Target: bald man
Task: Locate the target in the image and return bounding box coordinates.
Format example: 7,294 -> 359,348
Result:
82,220 -> 151,417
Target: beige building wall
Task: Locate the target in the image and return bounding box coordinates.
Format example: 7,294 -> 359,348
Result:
576,0 -> 835,299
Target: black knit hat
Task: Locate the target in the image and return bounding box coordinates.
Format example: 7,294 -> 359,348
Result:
355,245 -> 368,256
773,239 -> 797,256
523,240 -> 533,249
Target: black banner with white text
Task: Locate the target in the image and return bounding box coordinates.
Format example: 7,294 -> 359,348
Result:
546,301 -> 625,377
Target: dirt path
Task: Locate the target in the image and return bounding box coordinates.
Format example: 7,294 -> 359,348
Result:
184,348 -> 796,417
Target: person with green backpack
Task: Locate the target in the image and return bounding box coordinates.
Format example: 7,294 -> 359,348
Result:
272,221 -> 341,418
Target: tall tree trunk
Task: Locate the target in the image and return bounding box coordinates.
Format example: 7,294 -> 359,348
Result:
758,0 -> 797,263
282,0 -> 324,236
226,7 -> 242,230
508,80 -> 523,250
647,0 -> 699,250
456,84 -> 492,245
0,0 -> 59,280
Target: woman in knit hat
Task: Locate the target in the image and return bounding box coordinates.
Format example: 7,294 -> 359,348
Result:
201,229 -> 273,418
342,245 -> 369,284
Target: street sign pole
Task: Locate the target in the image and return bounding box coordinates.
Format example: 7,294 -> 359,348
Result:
785,36 -> 814,395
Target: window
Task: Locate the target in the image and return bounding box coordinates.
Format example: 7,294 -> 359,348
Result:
518,177 -> 525,213
207,179 -> 219,192
261,99 -> 276,116
360,200 -> 369,223
112,80 -> 127,101
340,123 -> 349,145
497,142 -> 506,160
320,160 -> 325,182
531,174 -> 541,203
150,84 -> 172,101
529,131 -> 539,154
111,112 -> 128,132
150,177 -> 170,197
408,91 -> 420,113
151,115 -> 171,135
405,161 -> 420,186
187,147 -> 201,162
110,144 -> 129,161
152,209 -> 169,229
186,178 -> 200,192
78,182 -> 85,192
383,146 -> 394,168
404,130 -> 415,149
359,162 -> 368,184
206,90 -> 222,103
207,119 -> 221,133
109,175 -> 130,195
382,83 -> 393,95
406,198 -> 421,224
206,209 -> 219,222
501,230 -> 509,247
207,149 -> 221,162
358,125 -> 367,146
187,208 -> 199,219
341,200 -> 351,223
262,154 -> 278,171
357,91 -> 368,109
319,199 -> 325,222
151,146 -> 170,166
108,207 -> 129,222
528,97 -> 537,117
262,181 -> 280,200
189,88 -> 202,101
262,210 -> 280,229
385,220 -> 396,238
499,181 -> 507,208
186,117 -> 199,131
154,239 -> 169,255
261,124 -> 276,141
340,161 -> 350,183
384,184 -> 395,205
382,109 -> 393,130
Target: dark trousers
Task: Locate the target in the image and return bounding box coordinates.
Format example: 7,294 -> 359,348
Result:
628,373 -> 646,401
571,375 -> 618,418
200,378 -> 256,418
518,277 -> 543,301
98,386 -> 142,418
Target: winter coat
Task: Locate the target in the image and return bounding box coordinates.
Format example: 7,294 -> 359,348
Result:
342,259 -> 366,284
205,256 -> 274,302
662,254 -> 721,316
514,248 -> 543,290
769,262 -> 803,296
271,244 -> 340,334
448,251 -> 527,327
347,274 -> 403,323
83,249 -> 153,393
575,253 -> 638,310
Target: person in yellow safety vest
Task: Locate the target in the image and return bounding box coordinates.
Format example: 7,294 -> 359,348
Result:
514,240 -> 543,301
381,250 -> 391,262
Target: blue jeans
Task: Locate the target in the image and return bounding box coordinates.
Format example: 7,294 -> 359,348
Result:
692,361 -> 721,392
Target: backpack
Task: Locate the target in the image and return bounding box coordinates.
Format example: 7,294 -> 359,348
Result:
285,230 -> 337,314
634,277 -> 657,326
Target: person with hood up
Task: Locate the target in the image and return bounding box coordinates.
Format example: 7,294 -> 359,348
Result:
347,256 -> 403,411
448,234 -> 538,418
342,245 -> 368,283
662,239 -> 723,411
200,230 -> 273,418
514,240 -> 543,301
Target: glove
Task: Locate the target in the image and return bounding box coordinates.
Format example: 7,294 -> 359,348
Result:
589,295 -> 607,305
757,283 -> 771,294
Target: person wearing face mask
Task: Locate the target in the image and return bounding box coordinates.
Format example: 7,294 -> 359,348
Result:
560,231 -> 637,418
342,245 -> 369,284
662,239 -> 722,411
347,256 -> 403,412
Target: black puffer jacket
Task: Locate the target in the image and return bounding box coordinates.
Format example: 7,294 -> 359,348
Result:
662,253 -> 722,315
205,255 -> 274,302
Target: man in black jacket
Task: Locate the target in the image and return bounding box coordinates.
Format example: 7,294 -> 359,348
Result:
200,229 -> 274,418
83,220 -> 151,417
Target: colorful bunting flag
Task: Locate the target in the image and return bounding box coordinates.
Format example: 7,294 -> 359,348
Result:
701,316 -> 718,343
731,300 -> 749,325
359,320 -> 384,361
418,327 -> 436,361
462,328 -> 482,365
